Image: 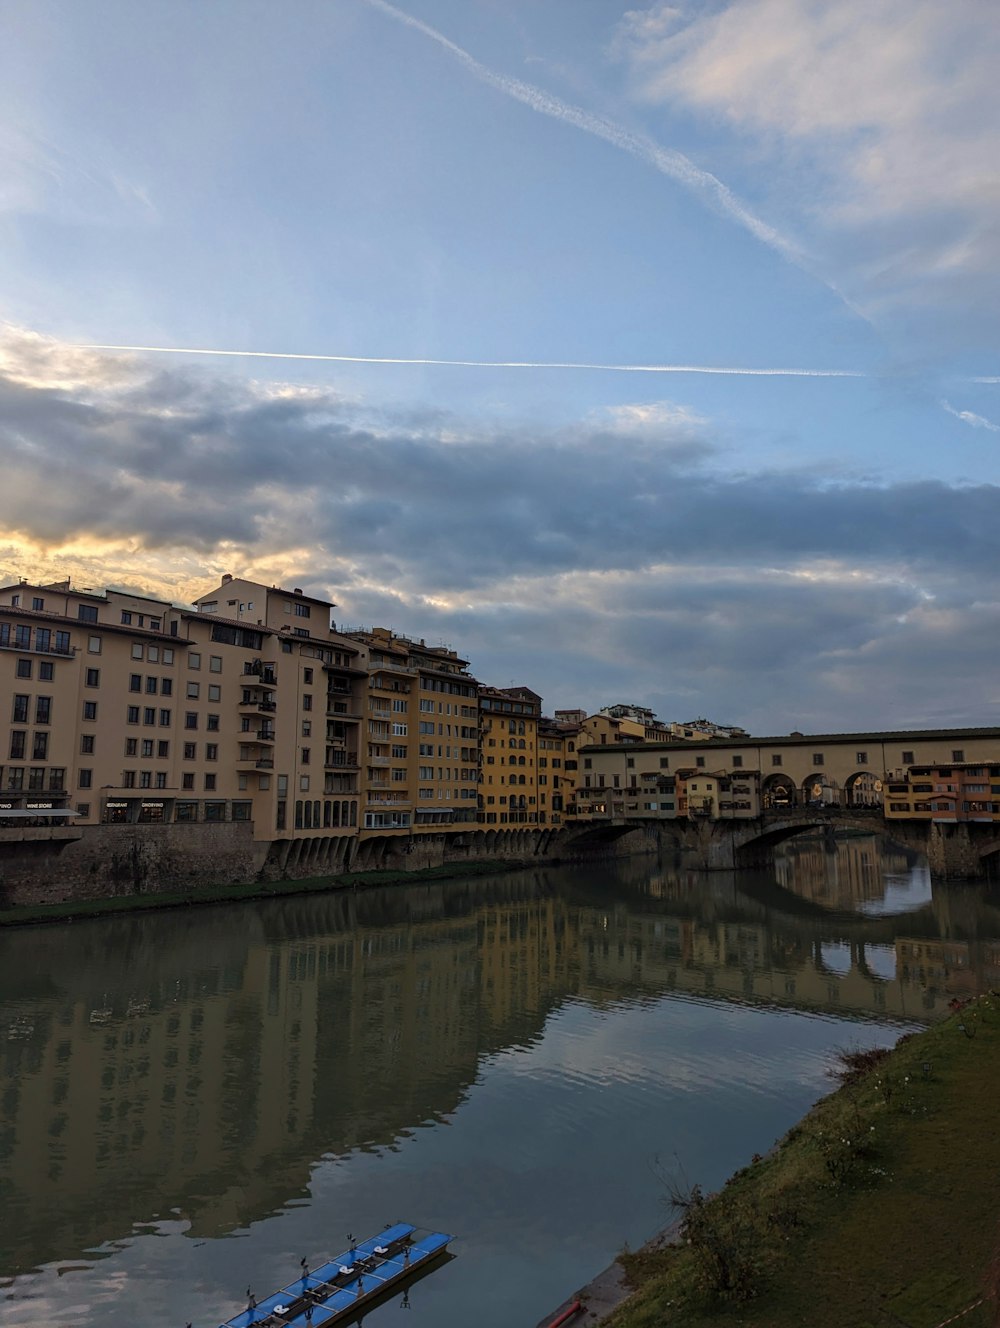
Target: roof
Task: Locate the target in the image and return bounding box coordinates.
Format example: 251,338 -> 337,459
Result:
0,603 -> 182,643
578,726 -> 1000,753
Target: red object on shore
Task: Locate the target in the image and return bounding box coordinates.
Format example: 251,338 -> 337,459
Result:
547,1300 -> 583,1328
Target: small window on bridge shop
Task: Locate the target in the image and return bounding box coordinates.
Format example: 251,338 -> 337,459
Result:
204,801 -> 226,822
696,756 -> 705,768
771,754 -> 782,766
902,750 -> 915,764
812,753 -> 824,766
891,802 -> 911,812
175,801 -> 198,822
952,749 -> 965,762
732,755 -> 743,767
138,801 -> 166,823
856,751 -> 868,764
103,800 -> 131,823
232,801 -> 252,821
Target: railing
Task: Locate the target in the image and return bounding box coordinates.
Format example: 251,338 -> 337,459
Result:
255,759 -> 274,769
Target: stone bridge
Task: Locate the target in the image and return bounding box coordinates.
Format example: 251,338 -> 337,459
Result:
589,806 -> 1000,879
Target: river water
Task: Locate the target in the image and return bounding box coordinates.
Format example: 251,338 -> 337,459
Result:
3,836 -> 1000,1328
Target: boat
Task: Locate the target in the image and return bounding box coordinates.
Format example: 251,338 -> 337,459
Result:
218,1223 -> 454,1327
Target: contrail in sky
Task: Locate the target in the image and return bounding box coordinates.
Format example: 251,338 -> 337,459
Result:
72,342 -> 867,377
361,0 -> 810,265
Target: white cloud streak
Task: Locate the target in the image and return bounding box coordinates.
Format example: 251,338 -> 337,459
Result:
940,400 -> 1000,433
361,0 -> 804,267
72,340 -> 866,378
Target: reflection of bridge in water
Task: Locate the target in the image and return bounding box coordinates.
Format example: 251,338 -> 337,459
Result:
3,852 -> 1000,1279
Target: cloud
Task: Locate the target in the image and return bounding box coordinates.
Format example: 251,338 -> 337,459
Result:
2,325 -> 1000,730
361,0 -> 808,270
940,399 -> 1000,433
615,1 -> 1000,331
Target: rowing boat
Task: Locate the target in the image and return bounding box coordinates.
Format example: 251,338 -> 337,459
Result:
218,1223 -> 453,1328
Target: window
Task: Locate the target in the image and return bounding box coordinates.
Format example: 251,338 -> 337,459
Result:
952,749 -> 965,763
145,676 -> 158,694
86,668 -> 100,687
182,772 -> 195,790
122,771 -> 136,788
301,747 -> 310,764
78,769 -> 92,788
732,755 -> 743,768
16,659 -> 31,679
83,701 -> 98,721
161,678 -> 172,696
81,734 -> 95,754
131,642 -> 143,659
157,740 -> 169,758
15,625 -> 31,650
812,753 -> 824,766
140,771 -> 152,789
659,757 -> 669,768
163,648 -> 174,664
185,712 -> 198,729
32,733 -> 48,760
189,651 -> 201,669
187,681 -> 200,698
902,750 -> 914,765
39,662 -> 53,681
141,739 -> 154,758
176,800 -> 197,820
126,705 -> 139,724
129,674 -> 142,692
35,628 -> 50,652
9,732 -> 25,759
302,693 -> 313,711
12,695 -> 28,724
78,604 -> 98,623
88,635 -> 101,654
204,800 -> 225,821
35,697 -> 51,724
183,742 -> 196,759
696,756 -> 706,768
204,773 -> 217,791
207,684 -> 220,702
54,630 -> 70,653
121,611 -> 133,624
294,603 -> 311,617
155,771 -> 167,789
143,707 -> 156,725
392,723 -> 408,736
304,667 -> 314,683
206,743 -> 218,761
147,645 -> 159,663
299,775 -> 310,792
206,714 -> 219,731
302,720 -> 312,737
772,754 -> 782,767
31,596 -> 44,611
209,655 -> 222,673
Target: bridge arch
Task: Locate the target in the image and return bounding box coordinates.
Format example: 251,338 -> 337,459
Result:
762,773 -> 797,810
846,771 -> 881,807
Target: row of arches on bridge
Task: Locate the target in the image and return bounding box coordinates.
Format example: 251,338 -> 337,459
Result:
762,771 -> 880,809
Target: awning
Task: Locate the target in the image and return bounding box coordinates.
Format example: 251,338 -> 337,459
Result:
0,808 -> 83,818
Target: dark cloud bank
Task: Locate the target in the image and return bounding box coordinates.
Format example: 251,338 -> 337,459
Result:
2,351 -> 997,732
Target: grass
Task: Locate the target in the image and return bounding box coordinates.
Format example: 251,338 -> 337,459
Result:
0,856 -> 533,927
610,994 -> 1000,1328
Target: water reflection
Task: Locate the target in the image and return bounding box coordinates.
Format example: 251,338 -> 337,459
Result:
2,836 -> 1000,1324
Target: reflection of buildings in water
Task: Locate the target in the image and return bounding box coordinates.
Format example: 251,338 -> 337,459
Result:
3,862 -> 999,1278
772,835 -> 913,911
896,937 -> 1000,1000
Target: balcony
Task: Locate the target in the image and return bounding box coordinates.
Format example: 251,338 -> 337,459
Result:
325,751 -> 358,769
366,796 -> 411,807
367,754 -> 390,766
255,729 -> 276,744
238,696 -> 276,713
242,663 -> 278,685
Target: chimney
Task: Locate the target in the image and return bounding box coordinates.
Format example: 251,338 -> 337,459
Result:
293,587 -> 303,595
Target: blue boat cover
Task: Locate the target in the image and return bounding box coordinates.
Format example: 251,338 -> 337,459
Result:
217,1224 -> 452,1328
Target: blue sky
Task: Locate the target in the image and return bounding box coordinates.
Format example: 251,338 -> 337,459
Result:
1,0 -> 998,732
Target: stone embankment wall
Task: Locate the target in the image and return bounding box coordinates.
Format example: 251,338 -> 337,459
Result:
0,820 -> 651,908
0,824 -> 264,908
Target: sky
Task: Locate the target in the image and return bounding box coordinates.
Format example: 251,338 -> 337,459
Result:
1,0 -> 998,734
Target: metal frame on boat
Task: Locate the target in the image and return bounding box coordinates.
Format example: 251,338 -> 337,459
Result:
218,1223 -> 453,1328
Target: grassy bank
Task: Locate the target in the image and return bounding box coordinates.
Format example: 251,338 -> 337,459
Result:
0,857 -> 533,927
610,995 -> 1000,1328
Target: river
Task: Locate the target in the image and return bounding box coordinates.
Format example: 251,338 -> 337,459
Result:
3,835 -> 1000,1328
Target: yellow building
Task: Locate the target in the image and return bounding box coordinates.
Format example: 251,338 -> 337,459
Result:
478,685 -> 542,824
346,627 -> 480,835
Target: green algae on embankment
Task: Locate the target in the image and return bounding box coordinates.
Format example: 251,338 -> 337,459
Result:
609,995 -> 1000,1328
0,857 -> 534,927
